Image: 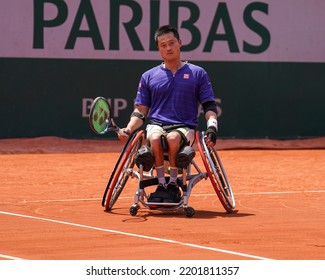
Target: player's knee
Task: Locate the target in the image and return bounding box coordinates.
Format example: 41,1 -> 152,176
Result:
149,133 -> 163,147
166,132 -> 181,149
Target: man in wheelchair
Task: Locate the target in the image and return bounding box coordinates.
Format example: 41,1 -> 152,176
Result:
118,25 -> 218,204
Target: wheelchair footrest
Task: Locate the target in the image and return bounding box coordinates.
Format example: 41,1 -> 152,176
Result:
146,202 -> 181,206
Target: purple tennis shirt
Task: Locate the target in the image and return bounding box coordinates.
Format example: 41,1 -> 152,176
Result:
135,62 -> 215,129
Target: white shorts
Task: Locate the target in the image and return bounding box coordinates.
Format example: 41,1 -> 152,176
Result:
146,124 -> 195,146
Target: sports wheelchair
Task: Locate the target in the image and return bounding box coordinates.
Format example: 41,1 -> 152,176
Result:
88,97 -> 235,217
101,129 -> 235,217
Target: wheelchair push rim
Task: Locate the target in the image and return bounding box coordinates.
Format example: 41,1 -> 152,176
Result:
196,131 -> 236,213
103,130 -> 145,211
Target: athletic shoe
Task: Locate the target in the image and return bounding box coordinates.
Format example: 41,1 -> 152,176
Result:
163,182 -> 182,203
148,184 -> 168,203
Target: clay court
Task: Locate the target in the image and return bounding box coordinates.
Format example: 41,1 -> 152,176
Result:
1,137 -> 324,260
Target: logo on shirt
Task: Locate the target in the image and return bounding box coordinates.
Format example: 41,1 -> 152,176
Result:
183,74 -> 190,79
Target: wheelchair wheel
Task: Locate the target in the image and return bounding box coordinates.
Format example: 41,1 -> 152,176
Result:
196,131 -> 236,213
184,206 -> 195,217
102,130 -> 145,211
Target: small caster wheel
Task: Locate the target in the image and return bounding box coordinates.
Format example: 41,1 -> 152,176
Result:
184,206 -> 195,217
129,205 -> 139,216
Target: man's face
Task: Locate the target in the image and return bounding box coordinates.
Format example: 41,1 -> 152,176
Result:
157,32 -> 182,62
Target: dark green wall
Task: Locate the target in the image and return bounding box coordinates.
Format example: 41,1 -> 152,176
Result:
1,58 -> 324,139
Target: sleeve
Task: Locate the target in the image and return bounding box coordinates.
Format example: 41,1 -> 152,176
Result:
198,70 -> 215,104
135,75 -> 151,108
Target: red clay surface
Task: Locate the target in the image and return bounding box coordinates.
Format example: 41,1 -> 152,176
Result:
1,137 -> 324,260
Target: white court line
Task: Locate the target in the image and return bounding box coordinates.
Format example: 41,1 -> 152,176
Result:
0,210 -> 271,260
0,254 -> 24,260
8,189 -> 325,204
21,198 -> 101,203
238,190 -> 325,195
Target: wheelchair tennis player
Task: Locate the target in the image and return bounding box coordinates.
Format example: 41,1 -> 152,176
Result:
118,25 -> 218,204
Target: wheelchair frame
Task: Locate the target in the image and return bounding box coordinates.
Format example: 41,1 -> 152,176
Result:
102,130 -> 235,217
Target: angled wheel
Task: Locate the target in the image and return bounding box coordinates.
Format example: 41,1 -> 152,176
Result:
129,204 -> 140,216
196,131 -> 235,213
184,206 -> 195,217
102,130 -> 145,211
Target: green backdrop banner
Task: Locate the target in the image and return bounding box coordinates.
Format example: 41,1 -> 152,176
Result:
0,58 -> 324,139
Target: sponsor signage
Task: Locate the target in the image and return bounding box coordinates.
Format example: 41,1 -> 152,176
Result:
1,0 -> 325,62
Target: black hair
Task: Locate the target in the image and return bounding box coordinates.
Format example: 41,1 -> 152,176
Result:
154,25 -> 180,46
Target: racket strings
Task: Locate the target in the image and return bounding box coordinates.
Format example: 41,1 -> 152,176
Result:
90,98 -> 111,134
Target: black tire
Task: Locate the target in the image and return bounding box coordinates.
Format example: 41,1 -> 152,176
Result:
102,130 -> 145,211
129,205 -> 139,216
196,131 -> 235,213
184,207 -> 195,217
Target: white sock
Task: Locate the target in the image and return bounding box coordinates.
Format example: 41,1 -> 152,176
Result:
156,166 -> 166,187
169,167 -> 178,184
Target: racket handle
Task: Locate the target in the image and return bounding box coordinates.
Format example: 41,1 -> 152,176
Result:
116,127 -> 129,138
110,118 -> 129,138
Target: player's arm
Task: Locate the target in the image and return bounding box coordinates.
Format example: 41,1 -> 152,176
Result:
118,105 -> 149,141
127,105 -> 149,133
203,101 -> 218,148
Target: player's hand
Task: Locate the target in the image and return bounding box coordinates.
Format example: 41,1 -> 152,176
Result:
117,128 -> 130,142
205,126 -> 217,148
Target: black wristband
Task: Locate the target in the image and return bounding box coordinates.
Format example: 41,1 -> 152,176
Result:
206,126 -> 217,144
131,111 -> 145,122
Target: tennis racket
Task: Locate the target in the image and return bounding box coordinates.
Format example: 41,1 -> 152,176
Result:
89,96 -> 126,136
